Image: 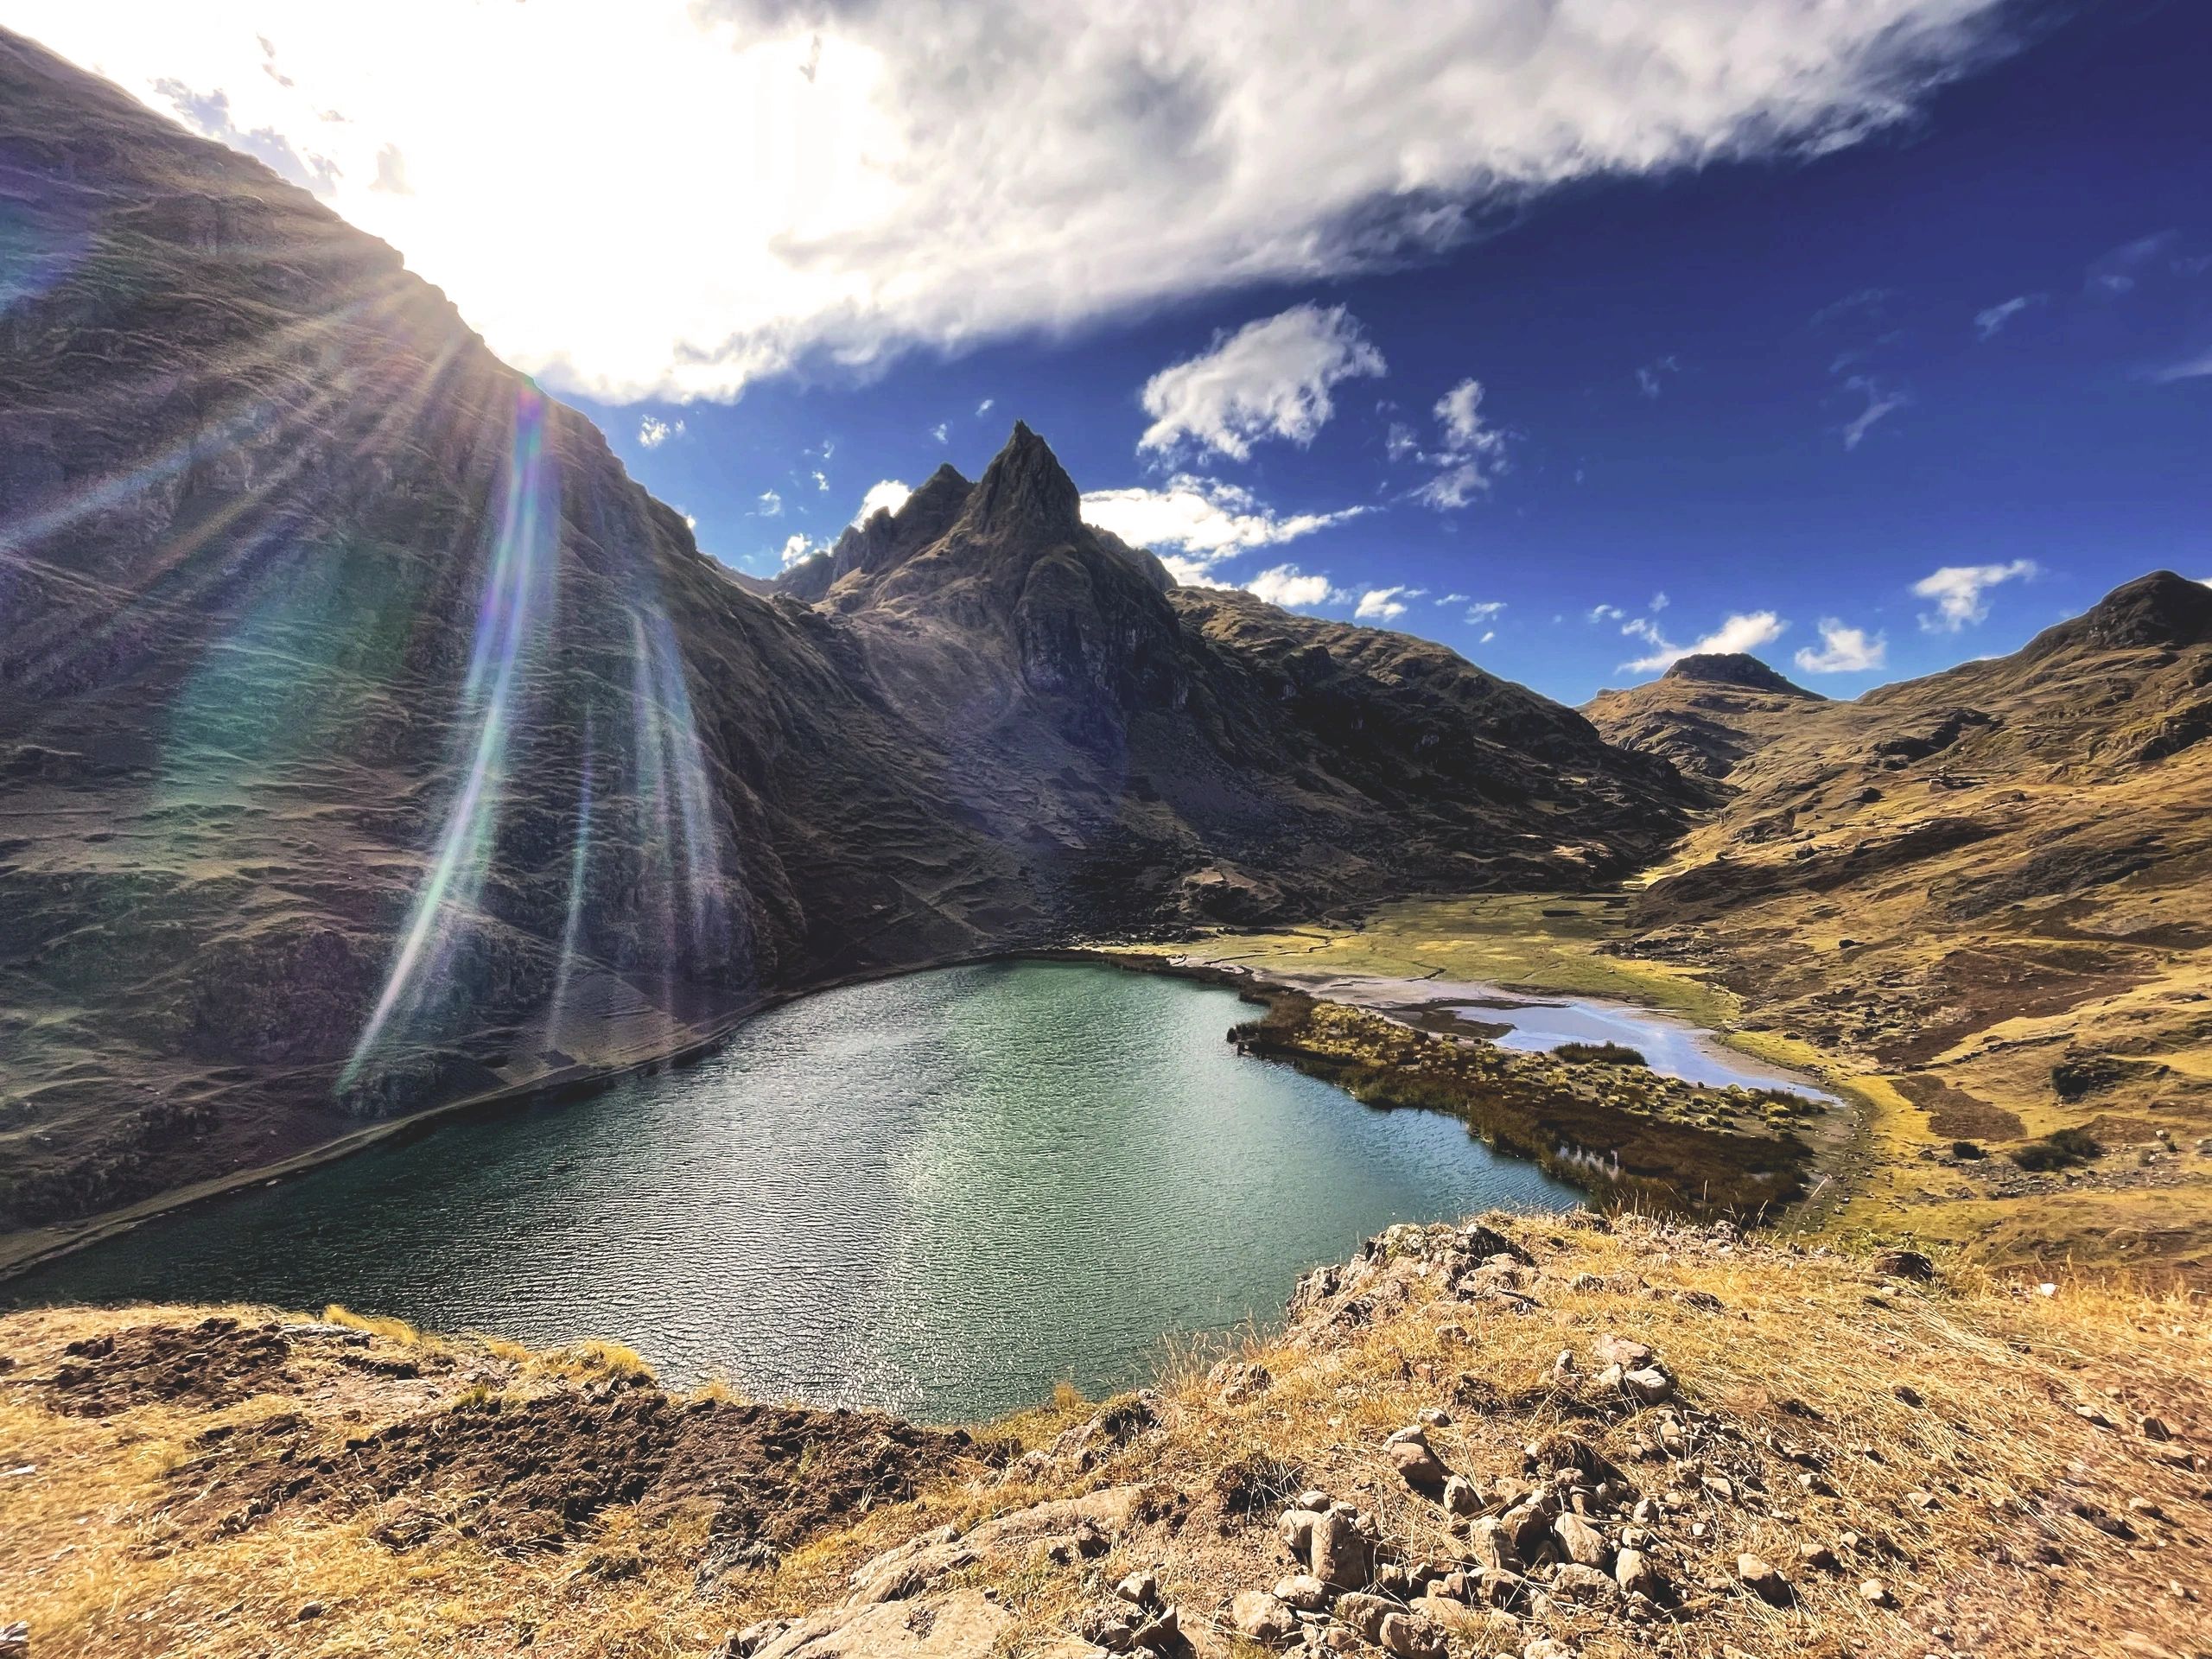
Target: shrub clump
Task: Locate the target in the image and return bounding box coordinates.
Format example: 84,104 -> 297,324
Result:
2012,1128 -> 2104,1172
1951,1141 -> 1986,1160
1553,1041 -> 1649,1068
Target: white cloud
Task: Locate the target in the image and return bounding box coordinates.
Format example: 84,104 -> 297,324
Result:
813,469 -> 830,491
1479,629 -> 1496,643
1794,618 -> 1887,673
1437,591 -> 1470,605
1138,303 -> 1384,461
1245,564 -> 1342,611
1911,559 -> 2037,632
1465,600 -> 1505,621
1649,591 -> 1670,613
638,415 -> 683,448
1355,586 -> 1417,622
756,488 -> 783,517
1974,293 -> 2042,340
976,397 -> 995,416
1840,375 -> 1908,449
1414,378 -> 1510,508
1385,423 -> 1419,461
1588,603 -> 1625,623
1079,475 -> 1367,578
930,421 -> 949,443
10,1 -> 2015,403
1621,610 -> 1787,673
779,531 -> 819,565
854,479 -> 912,524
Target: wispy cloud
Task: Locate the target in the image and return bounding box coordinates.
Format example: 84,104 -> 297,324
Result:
756,489 -> 783,517
1139,304 -> 1384,461
2144,349 -> 2212,385
33,0 -> 2018,401
1635,355 -> 1681,398
638,415 -> 683,448
1412,378 -> 1510,509
1973,292 -> 2043,340
1911,559 -> 2037,632
1840,374 -> 1909,450
1795,618 -> 1886,672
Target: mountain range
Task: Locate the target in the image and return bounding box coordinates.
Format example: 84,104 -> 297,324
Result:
0,29 -> 1690,1242
3,26 -> 2207,1272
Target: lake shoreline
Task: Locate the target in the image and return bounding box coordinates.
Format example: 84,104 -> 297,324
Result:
0,910 -> 1840,1287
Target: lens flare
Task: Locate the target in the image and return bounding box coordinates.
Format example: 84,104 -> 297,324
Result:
342,385 -> 556,1089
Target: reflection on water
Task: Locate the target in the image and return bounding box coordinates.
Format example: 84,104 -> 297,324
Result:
9,963 -> 1576,1422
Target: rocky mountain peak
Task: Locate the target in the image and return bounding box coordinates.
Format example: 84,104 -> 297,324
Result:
957,421 -> 1083,542
1662,652 -> 1821,697
2024,569 -> 2212,658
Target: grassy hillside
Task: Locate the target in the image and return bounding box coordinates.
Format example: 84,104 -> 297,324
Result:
3,1215 -> 2204,1659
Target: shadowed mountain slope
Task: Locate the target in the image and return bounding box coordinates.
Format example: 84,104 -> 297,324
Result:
1582,652 -> 1821,785
0,30 -> 1693,1243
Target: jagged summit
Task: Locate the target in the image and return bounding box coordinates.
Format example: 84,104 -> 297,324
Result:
2022,569 -> 2212,658
956,420 -> 1083,541
1662,652 -> 1821,697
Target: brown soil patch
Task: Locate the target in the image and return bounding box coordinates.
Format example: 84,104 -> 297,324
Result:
1893,1073 -> 2026,1141
38,1317 -> 297,1418
173,1377 -> 982,1554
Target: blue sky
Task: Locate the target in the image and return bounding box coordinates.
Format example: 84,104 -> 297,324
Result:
18,0 -> 2212,704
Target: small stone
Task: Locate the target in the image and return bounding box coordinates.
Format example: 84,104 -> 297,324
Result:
1872,1249 -> 1936,1281
1466,1516 -> 1519,1573
1553,1513 -> 1611,1569
296,1603 -> 324,1622
1274,1574 -> 1328,1612
1375,1611 -> 1447,1659
2141,1417 -> 2173,1442
1418,1407 -> 1452,1427
1599,1335 -> 1656,1369
1389,1435 -> 1452,1497
1231,1590 -> 1299,1643
1549,1564 -> 1621,1606
1797,1542 -> 1838,1572
1297,1490 -> 1332,1511
1442,1474 -> 1481,1516
1737,1554 -> 1791,1605
1614,1548 -> 1664,1599
1310,1507 -> 1373,1591
1893,1383 -> 1923,1408
1622,1366 -> 1675,1405
1905,1491 -> 1939,1510
1522,1640 -> 1575,1659
1129,1607 -> 1179,1653
1116,1572 -> 1159,1608
1860,1579 -> 1896,1607
1332,1593 -> 1391,1643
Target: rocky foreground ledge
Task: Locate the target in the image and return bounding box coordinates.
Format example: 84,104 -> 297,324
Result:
1,1219 -> 2205,1659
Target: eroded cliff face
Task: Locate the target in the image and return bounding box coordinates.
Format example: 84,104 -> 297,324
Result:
0,29 -> 1694,1236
